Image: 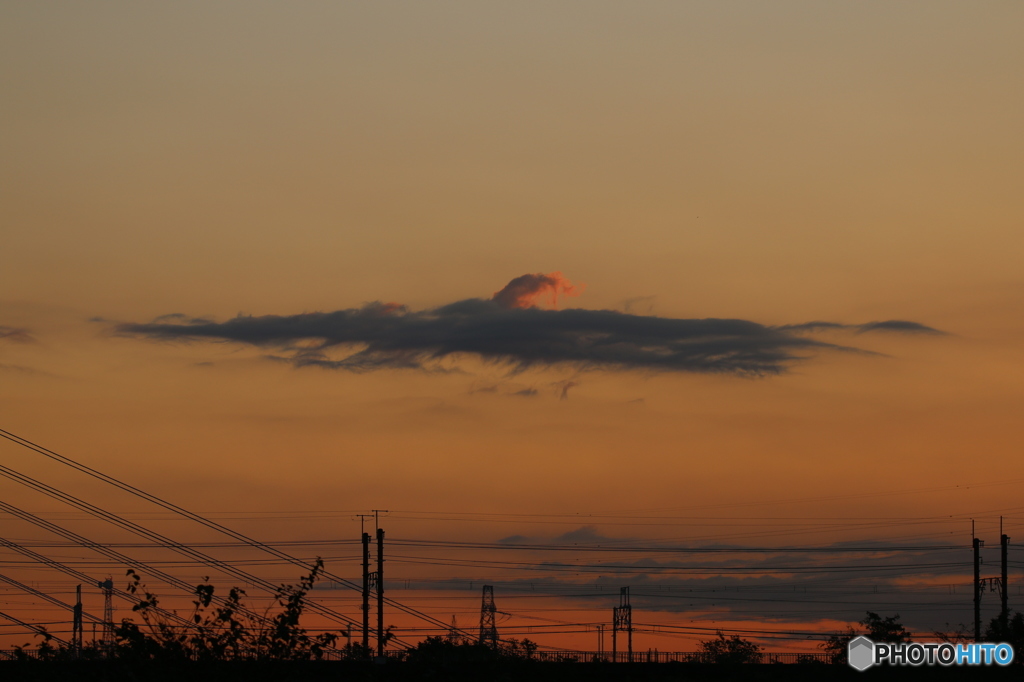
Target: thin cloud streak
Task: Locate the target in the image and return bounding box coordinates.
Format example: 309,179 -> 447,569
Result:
778,321 -> 945,335
0,326 -> 36,344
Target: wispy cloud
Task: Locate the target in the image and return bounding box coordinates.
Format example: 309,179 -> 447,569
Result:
114,274 -> 942,376
0,326 -> 37,344
778,320 -> 945,335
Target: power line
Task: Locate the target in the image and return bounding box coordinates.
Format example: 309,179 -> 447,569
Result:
385,538 -> 965,553
0,536 -> 198,632
0,427 -> 465,644
0,466 -> 359,630
0,610 -> 69,646
0,571 -> 102,625
0,500 -> 284,631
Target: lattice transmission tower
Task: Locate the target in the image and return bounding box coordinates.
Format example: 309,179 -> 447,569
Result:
98,578 -> 114,654
479,585 -> 498,648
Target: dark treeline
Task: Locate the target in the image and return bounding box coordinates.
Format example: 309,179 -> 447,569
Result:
3,564 -> 1023,680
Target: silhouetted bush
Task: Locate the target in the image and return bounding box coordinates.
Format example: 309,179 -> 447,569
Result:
108,558 -> 342,661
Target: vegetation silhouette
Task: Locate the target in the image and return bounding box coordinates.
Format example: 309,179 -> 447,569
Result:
986,611 -> 1024,665
116,559 -> 341,661
695,631 -> 763,664
7,560 -> 348,662
821,611 -> 910,664
404,633 -> 539,664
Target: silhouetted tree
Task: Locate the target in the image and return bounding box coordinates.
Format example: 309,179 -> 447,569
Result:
986,611 -> 1024,665
820,627 -> 857,665
405,636 -> 496,664
821,612 -> 910,664
933,622 -> 972,644
861,611 -> 911,643
405,635 -> 540,664
697,631 -> 762,664
501,637 -> 539,659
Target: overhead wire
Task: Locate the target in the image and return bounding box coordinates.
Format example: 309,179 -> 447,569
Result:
0,465 -> 359,631
0,427 -> 466,645
2,426 -> 1013,652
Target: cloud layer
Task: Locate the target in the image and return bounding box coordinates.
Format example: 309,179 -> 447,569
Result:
397,526 -> 971,632
115,275 -> 941,375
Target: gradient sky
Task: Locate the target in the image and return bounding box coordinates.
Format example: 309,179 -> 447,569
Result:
2,2 -> 1024,651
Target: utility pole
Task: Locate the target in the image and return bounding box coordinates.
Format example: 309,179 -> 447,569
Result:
361,531 -> 371,653
72,584 -> 83,658
99,578 -> 114,655
376,527 -> 385,659
596,623 -> 605,659
973,528 -> 983,643
479,585 -> 498,648
612,587 -> 632,663
1002,517 -> 1010,622
611,616 -> 617,662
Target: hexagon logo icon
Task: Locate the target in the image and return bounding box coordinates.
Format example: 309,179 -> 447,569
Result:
848,636 -> 875,671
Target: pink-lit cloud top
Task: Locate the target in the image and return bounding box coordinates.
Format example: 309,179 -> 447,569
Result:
491,272 -> 582,309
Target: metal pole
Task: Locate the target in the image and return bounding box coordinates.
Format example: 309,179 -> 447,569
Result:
611,615 -> 617,663
974,536 -> 982,643
627,613 -> 633,663
1002,530 -> 1010,622
72,584 -> 83,658
362,532 -> 370,652
376,527 -> 385,658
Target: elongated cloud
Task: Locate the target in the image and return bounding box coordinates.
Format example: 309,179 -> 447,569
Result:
0,326 -> 36,344
778,320 -> 944,335
115,274 -> 941,375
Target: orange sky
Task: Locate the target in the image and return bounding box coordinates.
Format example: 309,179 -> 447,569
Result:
1,2 -> 1023,652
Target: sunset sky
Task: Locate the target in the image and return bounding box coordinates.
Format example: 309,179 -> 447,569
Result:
2,2 -> 1023,652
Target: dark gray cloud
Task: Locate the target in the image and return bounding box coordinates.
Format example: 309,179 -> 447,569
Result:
0,326 -> 36,344
856,320 -> 944,334
114,292 -> 941,375
499,525 -> 624,545
556,379 -> 579,400
468,380 -> 540,397
778,320 -> 944,335
554,525 -> 616,544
